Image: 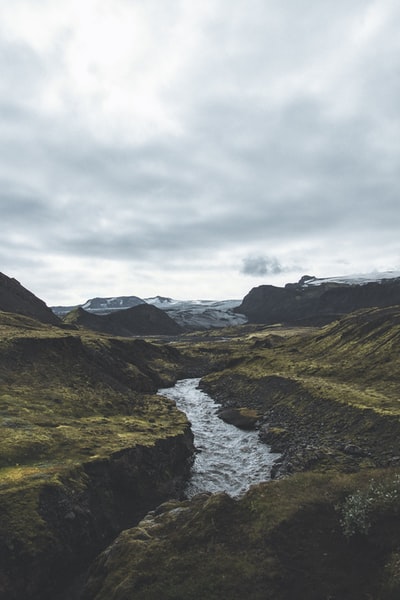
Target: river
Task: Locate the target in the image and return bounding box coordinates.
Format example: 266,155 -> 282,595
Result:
158,378 -> 280,498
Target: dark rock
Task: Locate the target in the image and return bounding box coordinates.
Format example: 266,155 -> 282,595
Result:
217,407 -> 259,430
343,443 -> 364,456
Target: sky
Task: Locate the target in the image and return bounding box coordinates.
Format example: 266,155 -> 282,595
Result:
1,0 -> 400,305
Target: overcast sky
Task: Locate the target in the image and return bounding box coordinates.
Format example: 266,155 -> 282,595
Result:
1,0 -> 400,305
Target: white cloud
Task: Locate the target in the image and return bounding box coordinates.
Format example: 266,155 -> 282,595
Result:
1,0 -> 400,304
241,256 -> 284,277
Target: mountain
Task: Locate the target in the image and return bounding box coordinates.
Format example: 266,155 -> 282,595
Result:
54,296 -> 248,330
0,272 -> 61,325
237,272 -> 400,325
145,297 -> 247,330
63,303 -> 183,336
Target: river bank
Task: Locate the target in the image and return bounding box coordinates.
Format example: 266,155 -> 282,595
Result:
201,371 -> 400,477
199,307 -> 400,477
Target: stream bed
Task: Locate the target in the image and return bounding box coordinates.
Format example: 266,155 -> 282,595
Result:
158,378 -> 280,497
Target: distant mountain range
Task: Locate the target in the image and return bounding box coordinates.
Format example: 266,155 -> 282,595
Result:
3,270 -> 400,334
53,295 -> 248,330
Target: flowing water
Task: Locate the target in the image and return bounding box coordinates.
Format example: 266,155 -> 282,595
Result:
158,378 -> 280,498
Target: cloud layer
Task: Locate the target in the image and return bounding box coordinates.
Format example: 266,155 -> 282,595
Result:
1,0 -> 399,304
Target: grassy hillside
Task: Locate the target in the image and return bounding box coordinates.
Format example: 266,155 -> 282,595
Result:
0,312 -> 188,467
0,312 -> 193,600
197,306 -> 400,474
203,306 -> 400,410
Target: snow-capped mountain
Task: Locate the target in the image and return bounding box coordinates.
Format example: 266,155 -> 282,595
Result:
144,297 -> 247,330
52,296 -> 145,316
81,296 -> 145,312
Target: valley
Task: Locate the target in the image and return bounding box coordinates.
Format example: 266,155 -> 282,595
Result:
1,271 -> 400,599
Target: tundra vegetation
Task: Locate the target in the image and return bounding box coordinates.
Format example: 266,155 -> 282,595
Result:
0,312 -> 193,600
1,304 -> 400,599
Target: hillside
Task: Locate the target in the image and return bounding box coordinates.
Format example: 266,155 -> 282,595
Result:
199,305 -> 400,475
63,303 -> 183,336
84,469 -> 400,600
0,272 -> 61,325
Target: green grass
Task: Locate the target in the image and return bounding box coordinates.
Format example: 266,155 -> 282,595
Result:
0,312 -> 188,472
197,307 -> 400,416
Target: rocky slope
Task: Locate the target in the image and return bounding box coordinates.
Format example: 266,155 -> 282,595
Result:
237,273 -> 400,325
0,272 -> 61,325
63,303 -> 183,336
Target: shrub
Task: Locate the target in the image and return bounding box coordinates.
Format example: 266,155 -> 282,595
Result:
338,474 -> 400,537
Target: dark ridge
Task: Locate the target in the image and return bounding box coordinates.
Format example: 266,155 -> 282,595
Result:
237,276 -> 400,325
63,303 -> 183,336
0,272 -> 61,325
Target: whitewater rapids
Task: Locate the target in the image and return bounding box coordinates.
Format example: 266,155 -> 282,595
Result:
158,378 -> 280,498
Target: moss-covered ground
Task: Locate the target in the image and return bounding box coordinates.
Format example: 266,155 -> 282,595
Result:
84,467 -> 400,600
0,312 -> 192,599
0,312 -> 188,471
198,306 -> 400,414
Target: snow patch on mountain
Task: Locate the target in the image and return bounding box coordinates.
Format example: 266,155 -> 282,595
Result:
53,296 -> 145,316
299,271 -> 400,287
81,296 -> 145,313
144,297 -> 247,330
